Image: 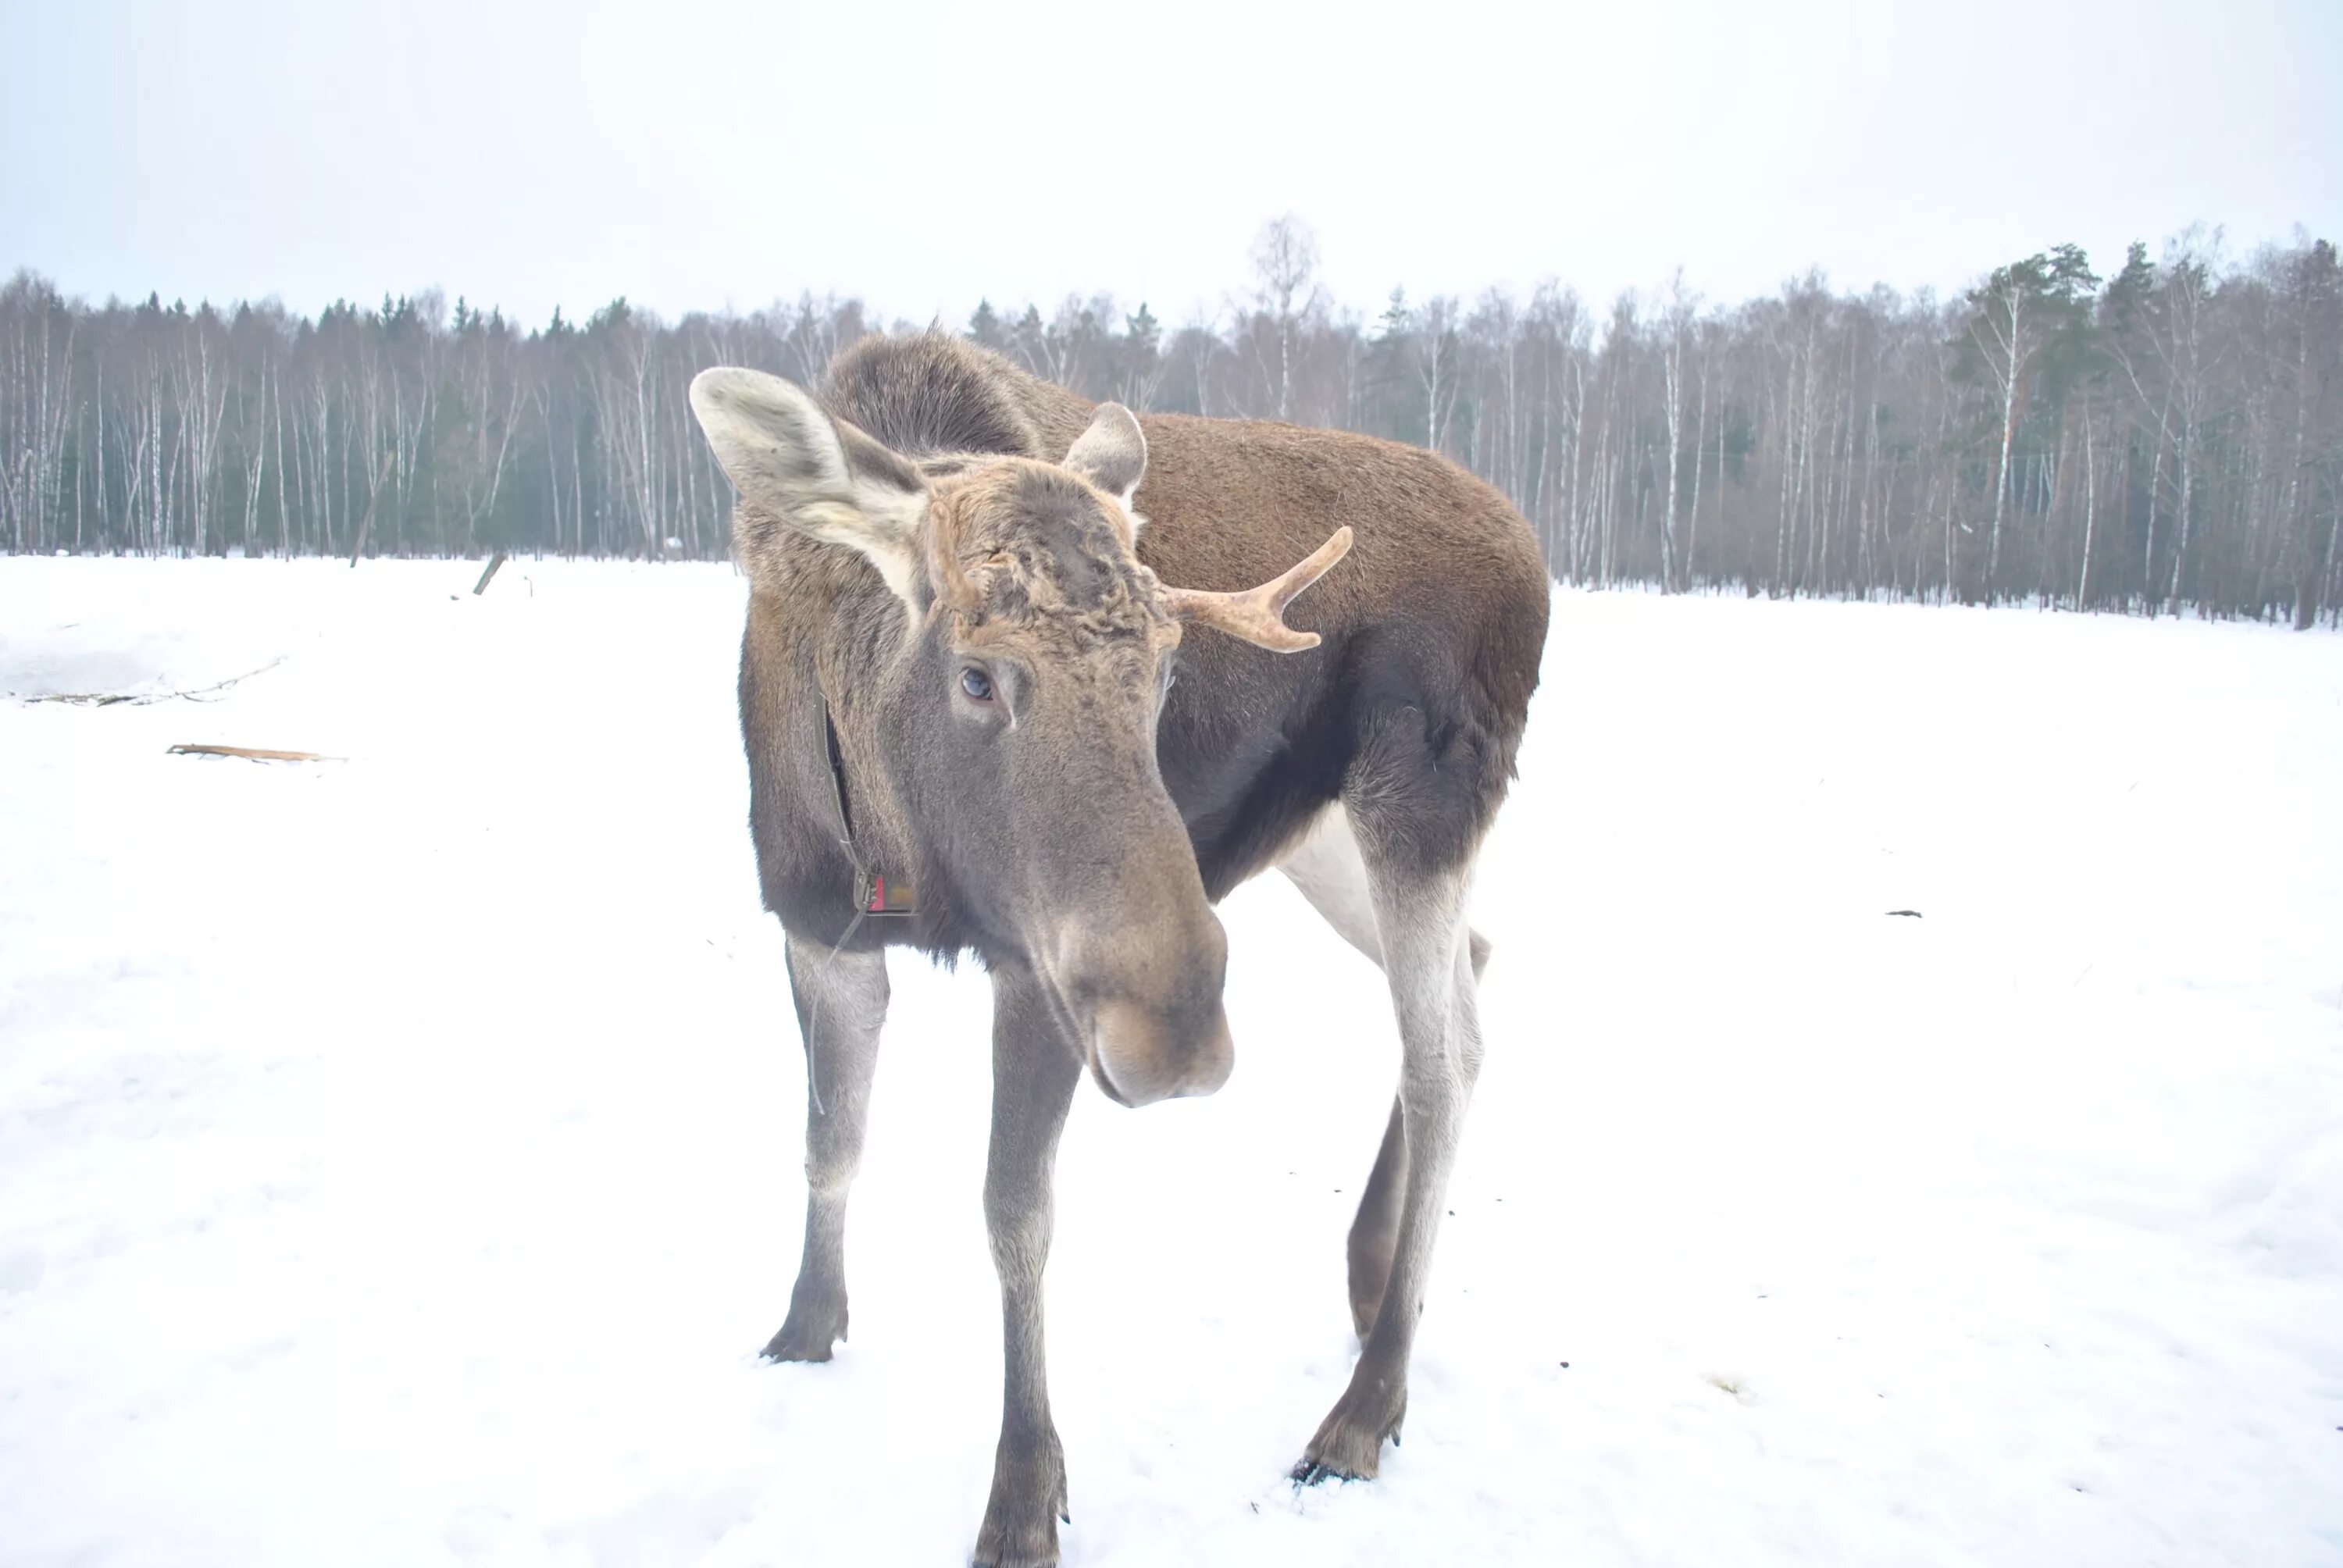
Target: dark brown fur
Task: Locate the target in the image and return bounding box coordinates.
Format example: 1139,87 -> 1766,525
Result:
744,333 -> 1546,945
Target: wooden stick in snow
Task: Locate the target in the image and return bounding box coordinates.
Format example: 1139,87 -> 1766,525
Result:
473,550 -> 508,595
168,744 -> 343,763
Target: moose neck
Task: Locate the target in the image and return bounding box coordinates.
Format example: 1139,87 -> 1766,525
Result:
814,615 -> 923,916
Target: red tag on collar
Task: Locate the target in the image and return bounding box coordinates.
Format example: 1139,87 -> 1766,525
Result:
857,871 -> 917,917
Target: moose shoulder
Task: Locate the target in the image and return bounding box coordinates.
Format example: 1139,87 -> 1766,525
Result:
690,333 -> 1547,1567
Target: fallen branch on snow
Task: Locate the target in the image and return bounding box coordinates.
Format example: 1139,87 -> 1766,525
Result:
167,743 -> 343,763
12,657 -> 287,708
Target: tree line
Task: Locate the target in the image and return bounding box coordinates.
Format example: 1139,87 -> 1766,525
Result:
2,218 -> 2337,625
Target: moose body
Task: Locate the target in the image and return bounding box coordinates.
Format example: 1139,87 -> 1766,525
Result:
691,334 -> 1547,1566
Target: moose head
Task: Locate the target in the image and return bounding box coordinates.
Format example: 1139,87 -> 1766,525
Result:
691,367 -> 1349,1106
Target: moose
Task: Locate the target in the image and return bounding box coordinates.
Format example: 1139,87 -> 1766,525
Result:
689,333 -> 1548,1566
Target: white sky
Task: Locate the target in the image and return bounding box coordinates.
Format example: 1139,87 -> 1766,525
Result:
3,0 -> 2337,330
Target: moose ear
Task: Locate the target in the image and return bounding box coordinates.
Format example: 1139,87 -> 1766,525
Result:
1061,402 -> 1147,527
690,367 -> 927,603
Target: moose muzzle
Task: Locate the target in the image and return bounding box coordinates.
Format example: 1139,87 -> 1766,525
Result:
1063,911 -> 1234,1107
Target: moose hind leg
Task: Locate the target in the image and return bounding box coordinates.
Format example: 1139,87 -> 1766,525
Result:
1346,1096 -> 1408,1342
1280,804 -> 1483,1344
1294,849 -> 1482,1484
764,936 -> 888,1363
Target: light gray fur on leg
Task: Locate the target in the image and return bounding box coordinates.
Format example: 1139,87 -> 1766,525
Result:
763,937 -> 888,1363
1278,807 -> 1485,1345
1292,847 -> 1482,1484
972,963 -> 1082,1568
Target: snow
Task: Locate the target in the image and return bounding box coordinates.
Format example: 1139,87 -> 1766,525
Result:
3,558 -> 2340,1567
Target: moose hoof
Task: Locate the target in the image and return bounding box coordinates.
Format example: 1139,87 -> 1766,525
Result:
759,1294 -> 847,1363
1291,1384 -> 1408,1485
973,1431 -> 1068,1568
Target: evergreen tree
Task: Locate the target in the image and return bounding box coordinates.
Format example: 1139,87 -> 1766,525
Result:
968,299 -> 1003,349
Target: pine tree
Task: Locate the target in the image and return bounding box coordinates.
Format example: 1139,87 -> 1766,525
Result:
1953,244 -> 2099,598
968,299 -> 1003,348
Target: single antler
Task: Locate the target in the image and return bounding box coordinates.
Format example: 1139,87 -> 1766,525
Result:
1159,526 -> 1353,652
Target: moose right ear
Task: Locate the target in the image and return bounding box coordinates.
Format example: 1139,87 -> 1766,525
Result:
690,367 -> 928,604
1061,402 -> 1147,526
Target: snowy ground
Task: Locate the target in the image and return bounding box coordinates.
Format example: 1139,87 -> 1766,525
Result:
2,558 -> 2340,1568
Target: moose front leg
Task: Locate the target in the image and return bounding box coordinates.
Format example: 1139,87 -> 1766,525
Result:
764,936 -> 888,1362
972,964 -> 1082,1568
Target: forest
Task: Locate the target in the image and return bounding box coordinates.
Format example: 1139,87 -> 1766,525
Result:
2,219 -> 2337,625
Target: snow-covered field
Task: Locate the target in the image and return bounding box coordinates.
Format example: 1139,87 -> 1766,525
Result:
2,558 -> 2339,1567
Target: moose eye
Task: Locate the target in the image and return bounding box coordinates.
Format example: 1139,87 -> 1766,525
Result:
959,667 -> 995,703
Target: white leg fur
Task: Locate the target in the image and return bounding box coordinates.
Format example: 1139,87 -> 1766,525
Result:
764,938 -> 890,1363
1293,830 -> 1485,1481
1277,804 -> 1384,968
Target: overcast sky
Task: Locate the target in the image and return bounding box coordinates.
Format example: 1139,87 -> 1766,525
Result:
4,0 -> 2336,330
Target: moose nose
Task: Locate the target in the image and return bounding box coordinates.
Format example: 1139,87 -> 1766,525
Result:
1089,996 -> 1234,1107
1067,910 -> 1232,1107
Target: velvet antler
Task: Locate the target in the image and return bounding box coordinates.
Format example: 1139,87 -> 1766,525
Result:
1160,527 -> 1353,652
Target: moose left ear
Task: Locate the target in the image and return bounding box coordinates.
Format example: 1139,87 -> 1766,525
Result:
690,366 -> 929,605
1061,403 -> 1147,524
